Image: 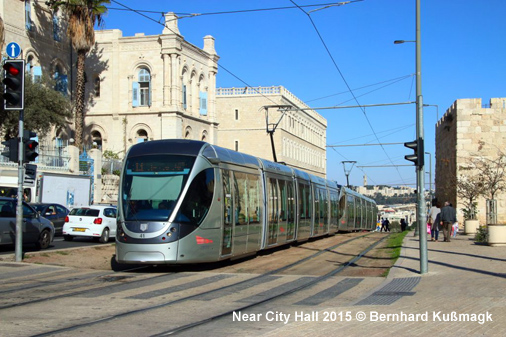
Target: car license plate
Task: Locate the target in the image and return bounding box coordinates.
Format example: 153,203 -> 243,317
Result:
73,228 -> 86,232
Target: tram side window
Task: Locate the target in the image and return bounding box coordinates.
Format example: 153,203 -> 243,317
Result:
287,181 -> 295,224
338,194 -> 346,220
247,174 -> 260,224
279,180 -> 287,222
322,189 -> 329,225
176,168 -> 215,226
268,178 -> 278,224
347,195 -> 355,225
306,185 -> 312,219
233,172 -> 248,225
223,170 -> 232,225
298,184 -> 306,220
330,192 -> 338,226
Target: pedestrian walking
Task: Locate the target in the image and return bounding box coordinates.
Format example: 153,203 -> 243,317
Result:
440,201 -> 457,242
428,201 -> 441,241
383,218 -> 390,232
400,218 -> 407,232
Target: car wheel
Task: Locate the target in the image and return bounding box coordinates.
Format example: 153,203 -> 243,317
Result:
63,235 -> 73,241
99,228 -> 110,243
36,229 -> 51,250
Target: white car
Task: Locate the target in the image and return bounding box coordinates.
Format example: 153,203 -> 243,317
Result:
63,205 -> 117,243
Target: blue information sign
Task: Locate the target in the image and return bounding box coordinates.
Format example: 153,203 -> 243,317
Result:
6,42 -> 22,59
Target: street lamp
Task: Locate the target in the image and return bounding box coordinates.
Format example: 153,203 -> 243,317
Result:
394,40 -> 415,44
423,104 -> 439,121
394,0 -> 427,274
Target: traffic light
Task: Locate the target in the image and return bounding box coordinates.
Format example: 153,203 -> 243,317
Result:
23,131 -> 38,163
1,138 -> 19,163
404,138 -> 424,168
2,59 -> 25,110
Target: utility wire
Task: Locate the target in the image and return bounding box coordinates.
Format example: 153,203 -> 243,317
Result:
109,0 -> 282,109
289,0 -> 407,185
109,0 -> 408,186
306,74 -> 413,103
105,2 -> 361,17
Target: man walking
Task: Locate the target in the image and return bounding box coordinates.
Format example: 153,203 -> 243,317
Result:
440,201 -> 457,242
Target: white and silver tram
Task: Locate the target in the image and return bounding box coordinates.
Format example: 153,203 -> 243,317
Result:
115,140 -> 377,265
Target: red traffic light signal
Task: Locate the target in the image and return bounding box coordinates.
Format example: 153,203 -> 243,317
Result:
23,131 -> 38,163
2,59 -> 25,110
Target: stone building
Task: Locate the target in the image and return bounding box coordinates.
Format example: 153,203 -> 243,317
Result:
1,0 -> 71,111
84,13 -> 219,155
216,86 -> 327,177
3,6 -> 329,178
435,97 -> 506,224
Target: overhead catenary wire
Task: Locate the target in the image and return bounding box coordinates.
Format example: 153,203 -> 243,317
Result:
107,0 -> 411,186
289,0 -> 408,186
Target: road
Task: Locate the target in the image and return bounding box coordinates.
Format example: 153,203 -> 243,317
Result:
0,236 -> 110,256
0,232 -> 397,336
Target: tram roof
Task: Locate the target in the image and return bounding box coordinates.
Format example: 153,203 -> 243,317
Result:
127,139 -> 207,157
202,143 -> 262,168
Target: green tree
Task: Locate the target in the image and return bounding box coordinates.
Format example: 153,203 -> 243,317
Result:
0,74 -> 72,139
45,0 -> 109,151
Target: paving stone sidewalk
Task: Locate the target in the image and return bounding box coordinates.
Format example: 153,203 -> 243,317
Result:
266,231 -> 506,336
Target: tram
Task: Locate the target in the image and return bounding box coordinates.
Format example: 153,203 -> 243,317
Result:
115,140 -> 377,265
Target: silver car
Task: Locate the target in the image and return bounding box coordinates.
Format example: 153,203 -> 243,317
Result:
0,197 -> 55,250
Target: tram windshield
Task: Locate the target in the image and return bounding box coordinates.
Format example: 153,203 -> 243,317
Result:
121,155 -> 195,221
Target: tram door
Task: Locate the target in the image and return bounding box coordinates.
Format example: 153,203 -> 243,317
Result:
221,169 -> 233,256
267,178 -> 279,246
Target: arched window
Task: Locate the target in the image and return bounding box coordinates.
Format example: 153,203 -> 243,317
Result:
184,126 -> 192,139
136,129 -> 148,143
26,55 -> 41,83
132,68 -> 151,107
91,131 -> 102,149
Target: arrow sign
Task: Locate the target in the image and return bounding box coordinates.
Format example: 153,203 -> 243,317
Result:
6,42 -> 22,59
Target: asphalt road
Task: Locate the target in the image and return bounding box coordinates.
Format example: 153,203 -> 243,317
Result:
0,235 -> 110,256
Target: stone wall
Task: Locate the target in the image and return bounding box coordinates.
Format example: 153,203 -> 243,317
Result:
435,97 -> 506,224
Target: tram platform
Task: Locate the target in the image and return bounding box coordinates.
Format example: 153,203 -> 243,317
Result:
266,231 -> 506,336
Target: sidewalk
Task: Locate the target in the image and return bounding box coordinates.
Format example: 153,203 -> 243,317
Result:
267,231 -> 506,336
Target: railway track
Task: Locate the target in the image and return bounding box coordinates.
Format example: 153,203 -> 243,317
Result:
0,231 -> 392,336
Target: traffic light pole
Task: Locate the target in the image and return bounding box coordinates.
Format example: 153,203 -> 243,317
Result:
415,0 -> 428,274
15,110 -> 25,262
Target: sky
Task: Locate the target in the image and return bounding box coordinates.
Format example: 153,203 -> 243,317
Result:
98,0 -> 506,188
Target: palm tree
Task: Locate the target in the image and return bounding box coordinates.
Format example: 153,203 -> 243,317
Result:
0,15 -> 5,52
46,0 -> 109,151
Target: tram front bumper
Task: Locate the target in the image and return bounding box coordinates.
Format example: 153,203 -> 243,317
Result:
115,241 -> 179,264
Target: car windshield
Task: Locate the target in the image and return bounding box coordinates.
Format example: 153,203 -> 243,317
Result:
120,155 -> 195,221
69,208 -> 100,217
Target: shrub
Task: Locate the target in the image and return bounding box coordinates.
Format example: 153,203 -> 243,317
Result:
474,225 -> 487,243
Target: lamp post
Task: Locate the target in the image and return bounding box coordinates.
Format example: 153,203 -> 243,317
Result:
394,0 -> 427,274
